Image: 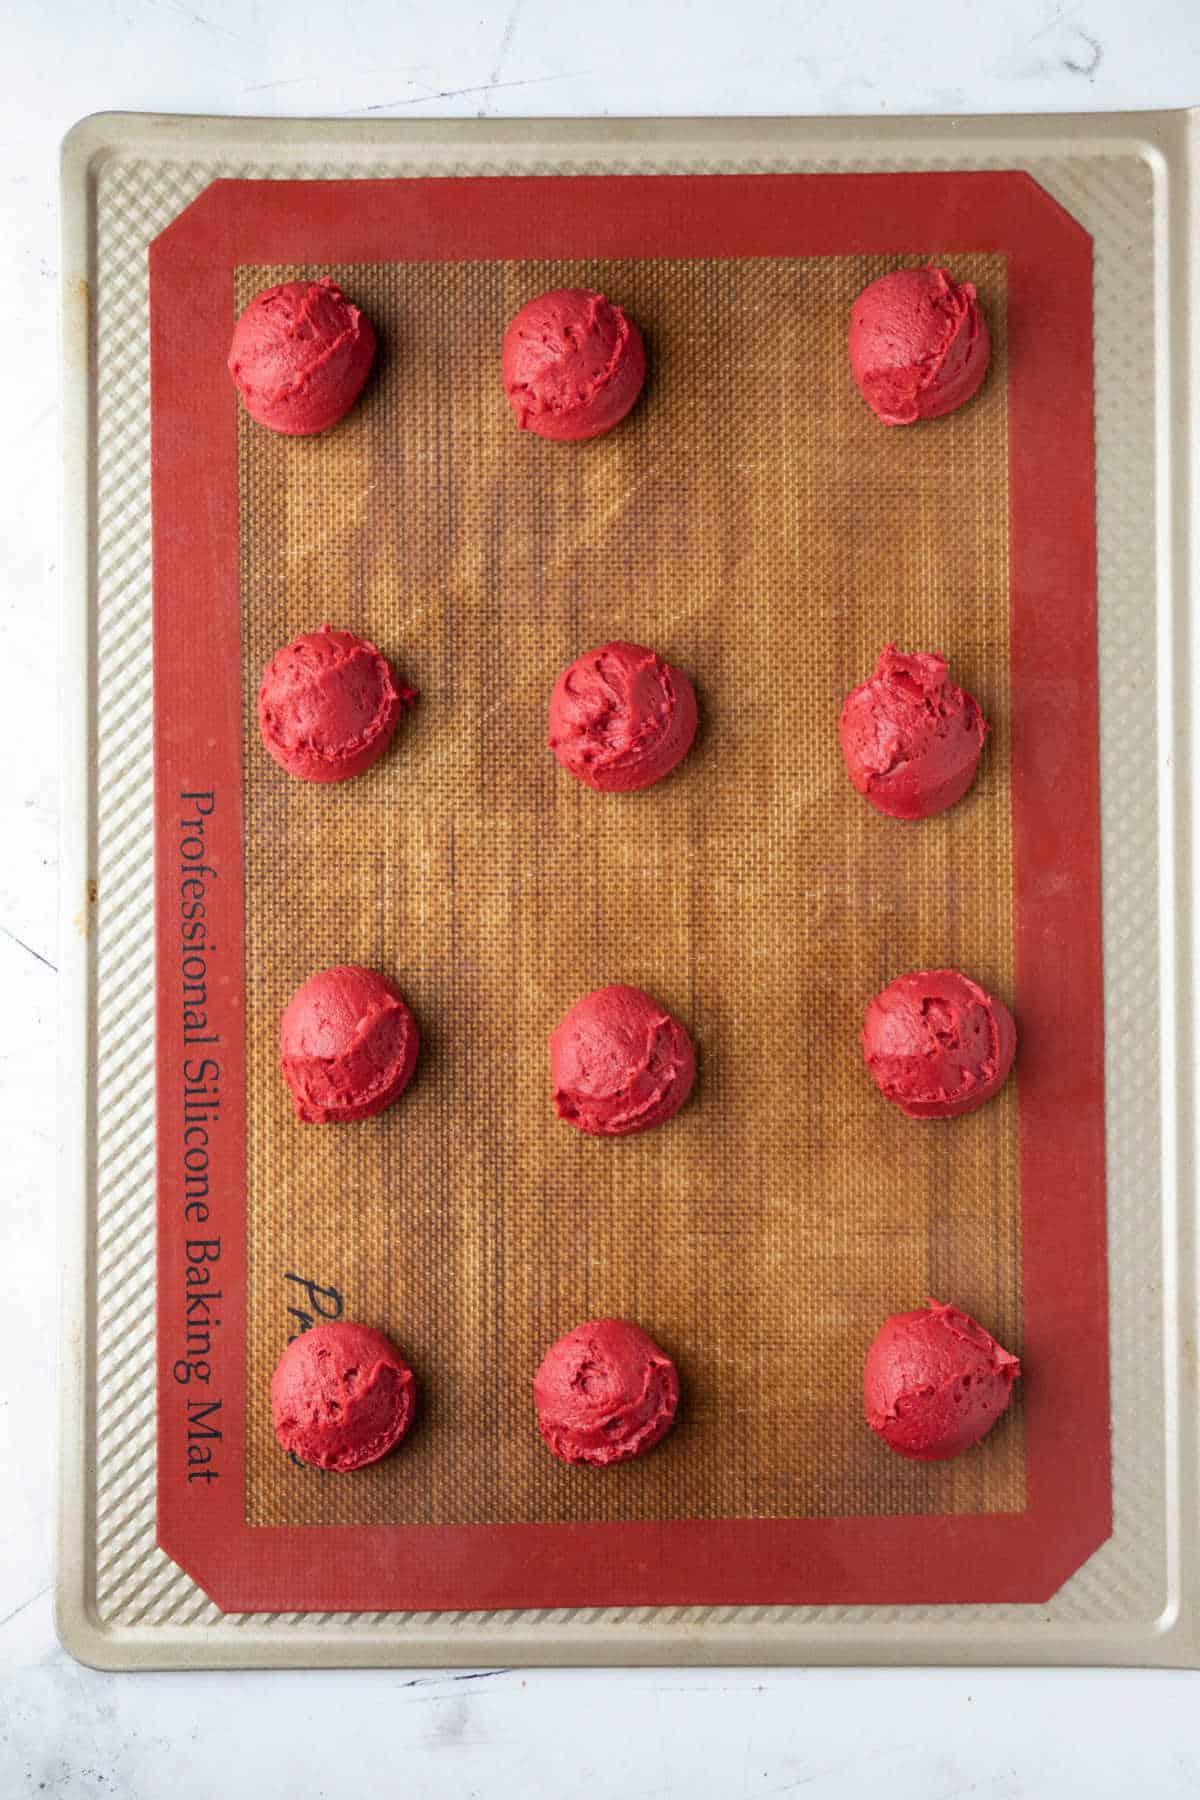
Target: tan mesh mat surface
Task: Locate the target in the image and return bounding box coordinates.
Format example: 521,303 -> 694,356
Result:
238,252 -> 1019,1529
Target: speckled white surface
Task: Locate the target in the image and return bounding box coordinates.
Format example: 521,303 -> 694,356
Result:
5,0 -> 1200,1793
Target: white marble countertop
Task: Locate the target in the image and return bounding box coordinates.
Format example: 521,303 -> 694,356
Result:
4,0 -> 1199,1791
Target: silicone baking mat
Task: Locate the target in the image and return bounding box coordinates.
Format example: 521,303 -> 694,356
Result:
146,169 -> 1107,1614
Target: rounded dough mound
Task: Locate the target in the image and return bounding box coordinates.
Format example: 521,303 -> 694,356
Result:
280,965 -> 419,1124
864,1299 -> 1020,1461
550,984 -> 695,1137
534,1318 -> 679,1466
849,264 -> 989,426
548,641 -> 698,793
502,287 -> 646,441
839,643 -> 986,820
258,625 -> 414,784
270,1322 -> 416,1471
227,276 -> 375,435
862,969 -> 1016,1120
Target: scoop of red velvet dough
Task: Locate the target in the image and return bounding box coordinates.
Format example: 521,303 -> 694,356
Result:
258,625 -> 417,784
280,965 -> 419,1124
864,1298 -> 1020,1461
550,984 -> 696,1137
502,287 -> 646,441
840,644 -> 987,820
863,969 -> 1016,1120
548,641 -> 698,793
849,265 -> 990,426
270,1321 -> 416,1471
534,1318 -> 680,1466
227,276 -> 376,435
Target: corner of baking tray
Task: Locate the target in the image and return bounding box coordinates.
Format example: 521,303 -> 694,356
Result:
52,1583 -> 125,1675
59,112 -> 127,189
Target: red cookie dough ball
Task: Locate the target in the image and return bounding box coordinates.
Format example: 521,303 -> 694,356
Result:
864,1298 -> 1020,1461
863,969 -> 1016,1120
502,287 -> 646,441
550,984 -> 696,1137
534,1318 -> 680,1466
270,1321 -> 416,1471
280,965 -> 419,1124
849,264 -> 990,426
839,644 -> 987,820
227,275 -> 376,435
548,641 -> 698,793
258,625 -> 416,784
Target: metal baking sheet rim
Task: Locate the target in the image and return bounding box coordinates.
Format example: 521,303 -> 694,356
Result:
56,108 -> 1200,1670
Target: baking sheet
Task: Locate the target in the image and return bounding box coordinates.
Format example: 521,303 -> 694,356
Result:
58,110 -> 1198,1666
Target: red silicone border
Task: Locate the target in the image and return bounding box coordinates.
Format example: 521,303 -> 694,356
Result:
150,171 -> 1108,1613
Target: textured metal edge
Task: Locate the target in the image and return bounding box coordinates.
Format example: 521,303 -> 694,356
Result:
57,115 -> 99,1671
1166,97 -> 1200,1669
56,106 -> 1200,1670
